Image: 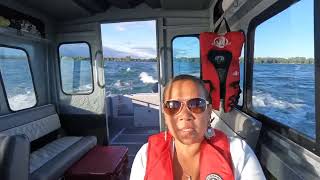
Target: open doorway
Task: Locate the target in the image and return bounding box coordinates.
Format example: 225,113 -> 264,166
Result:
101,20 -> 159,168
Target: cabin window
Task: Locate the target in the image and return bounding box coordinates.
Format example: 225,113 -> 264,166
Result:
0,46 -> 37,111
253,0 -> 314,138
172,36 -> 200,77
58,42 -> 93,94
101,20 -> 158,95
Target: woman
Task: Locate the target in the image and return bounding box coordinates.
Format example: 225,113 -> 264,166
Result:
130,75 -> 265,180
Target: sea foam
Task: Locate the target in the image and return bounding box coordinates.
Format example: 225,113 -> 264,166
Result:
139,72 -> 157,84
8,91 -> 36,111
252,92 -> 304,109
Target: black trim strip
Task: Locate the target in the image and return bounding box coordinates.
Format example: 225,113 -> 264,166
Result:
213,0 -> 224,23
31,130 -> 59,152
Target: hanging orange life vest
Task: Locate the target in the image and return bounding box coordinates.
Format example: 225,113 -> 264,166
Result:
200,31 -> 244,112
144,129 -> 234,180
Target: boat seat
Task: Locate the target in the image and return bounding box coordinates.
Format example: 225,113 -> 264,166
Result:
0,134 -> 29,180
0,104 -> 97,180
211,108 -> 262,149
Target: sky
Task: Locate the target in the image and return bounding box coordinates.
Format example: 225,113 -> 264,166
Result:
172,37 -> 200,58
100,0 -> 314,59
0,47 -> 27,57
101,20 -> 157,59
255,0 -> 314,58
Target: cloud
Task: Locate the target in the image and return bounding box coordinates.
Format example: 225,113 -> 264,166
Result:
131,47 -> 156,57
173,48 -> 189,57
59,43 -> 91,57
115,25 -> 125,31
103,46 -> 156,59
102,20 -> 157,58
114,22 -> 139,32
112,21 -> 155,32
102,43 -> 156,58
103,46 -> 133,58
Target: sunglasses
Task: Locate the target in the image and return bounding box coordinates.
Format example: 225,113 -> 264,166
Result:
163,98 -> 210,115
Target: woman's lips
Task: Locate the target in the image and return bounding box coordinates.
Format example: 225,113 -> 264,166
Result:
181,128 -> 194,132
179,126 -> 196,132
179,128 -> 196,138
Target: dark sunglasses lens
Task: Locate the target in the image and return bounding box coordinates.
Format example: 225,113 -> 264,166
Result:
187,98 -> 207,113
164,100 -> 181,115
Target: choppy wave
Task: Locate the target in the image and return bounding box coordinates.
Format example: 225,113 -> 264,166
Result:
5,60 -> 316,138
79,84 -> 92,91
64,84 -> 93,93
253,92 -> 304,110
114,80 -> 132,88
8,91 -> 36,111
139,72 -> 157,84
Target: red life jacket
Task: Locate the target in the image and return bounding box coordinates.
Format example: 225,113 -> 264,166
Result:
200,32 -> 244,112
144,129 -> 234,180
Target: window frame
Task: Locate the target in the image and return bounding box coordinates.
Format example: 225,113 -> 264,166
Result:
236,30 -> 246,108
57,41 -> 94,95
94,50 -> 105,88
245,0 -> 319,155
171,35 -> 201,78
0,44 -> 38,112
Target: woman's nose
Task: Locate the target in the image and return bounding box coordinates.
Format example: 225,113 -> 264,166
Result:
178,104 -> 194,121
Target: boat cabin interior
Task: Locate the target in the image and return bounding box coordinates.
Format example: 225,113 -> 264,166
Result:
0,0 -> 319,179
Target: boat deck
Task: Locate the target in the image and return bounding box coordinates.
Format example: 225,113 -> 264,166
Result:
109,124 -> 159,169
106,93 -> 160,177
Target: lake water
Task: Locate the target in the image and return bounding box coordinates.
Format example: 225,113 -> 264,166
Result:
105,61 -> 315,138
0,59 -> 315,138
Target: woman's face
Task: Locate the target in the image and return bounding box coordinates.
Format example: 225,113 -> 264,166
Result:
163,79 -> 212,145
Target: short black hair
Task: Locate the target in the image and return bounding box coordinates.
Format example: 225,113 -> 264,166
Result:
163,74 -> 212,104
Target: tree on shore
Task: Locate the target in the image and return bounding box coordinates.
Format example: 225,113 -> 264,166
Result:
97,56 -> 315,64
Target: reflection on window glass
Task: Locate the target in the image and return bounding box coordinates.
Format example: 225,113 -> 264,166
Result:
253,0 -> 314,138
173,37 -> 200,77
238,48 -> 244,106
95,50 -> 105,87
0,47 -> 37,111
59,43 -> 93,94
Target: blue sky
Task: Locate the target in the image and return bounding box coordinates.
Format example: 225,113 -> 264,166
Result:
255,0 -> 314,58
100,0 -> 314,59
173,37 -> 200,58
0,47 -> 27,57
101,20 -> 156,58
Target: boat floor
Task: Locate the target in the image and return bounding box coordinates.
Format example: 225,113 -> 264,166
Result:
108,120 -> 159,177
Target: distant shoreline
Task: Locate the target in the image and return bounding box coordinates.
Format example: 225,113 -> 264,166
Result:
1,56 -> 314,64
106,57 -> 315,64
105,57 -> 156,62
